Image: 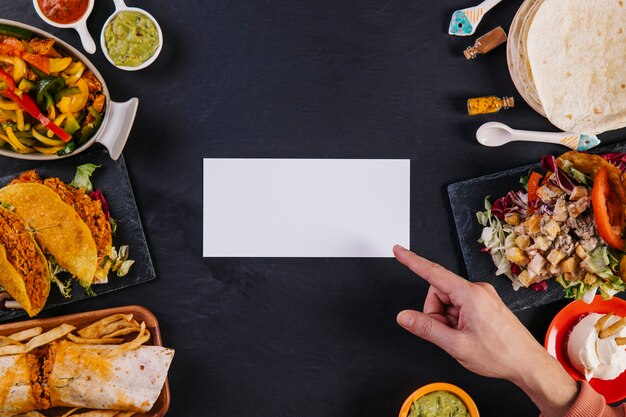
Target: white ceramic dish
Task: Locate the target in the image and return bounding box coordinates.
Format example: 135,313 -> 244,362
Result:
0,19 -> 138,161
32,0 -> 97,54
101,0 -> 163,71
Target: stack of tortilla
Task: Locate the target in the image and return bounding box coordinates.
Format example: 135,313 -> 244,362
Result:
507,0 -> 626,135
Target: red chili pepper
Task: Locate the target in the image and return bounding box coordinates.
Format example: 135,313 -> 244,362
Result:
592,166 -> 625,250
527,171 -> 543,215
0,68 -> 71,142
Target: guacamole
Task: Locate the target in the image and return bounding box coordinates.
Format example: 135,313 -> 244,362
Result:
104,11 -> 159,67
407,391 -> 469,417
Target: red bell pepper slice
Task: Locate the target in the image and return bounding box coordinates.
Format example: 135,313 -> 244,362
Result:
592,166 -> 625,250
0,68 -> 71,142
527,171 -> 543,215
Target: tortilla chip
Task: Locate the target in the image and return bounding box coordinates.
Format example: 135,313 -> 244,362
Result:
0,183 -> 97,286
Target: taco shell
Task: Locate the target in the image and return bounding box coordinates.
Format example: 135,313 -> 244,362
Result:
0,207 -> 50,317
0,183 -> 98,287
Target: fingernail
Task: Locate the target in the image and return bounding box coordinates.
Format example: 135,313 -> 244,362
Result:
394,244 -> 407,252
397,311 -> 414,329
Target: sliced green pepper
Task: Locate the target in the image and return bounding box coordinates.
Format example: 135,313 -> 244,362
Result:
56,141 -> 75,156
54,86 -> 80,103
64,112 -> 80,135
76,106 -> 103,145
36,77 -> 66,107
0,24 -> 33,40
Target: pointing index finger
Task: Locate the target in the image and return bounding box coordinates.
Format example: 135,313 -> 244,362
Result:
393,245 -> 470,294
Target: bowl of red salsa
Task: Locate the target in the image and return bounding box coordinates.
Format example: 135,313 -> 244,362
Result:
33,0 -> 96,54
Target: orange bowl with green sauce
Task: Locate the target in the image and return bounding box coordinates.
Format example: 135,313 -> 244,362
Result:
399,382 -> 480,417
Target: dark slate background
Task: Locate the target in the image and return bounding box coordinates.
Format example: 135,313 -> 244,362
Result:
2,1 -> 626,416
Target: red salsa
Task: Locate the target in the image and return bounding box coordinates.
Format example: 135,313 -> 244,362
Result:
37,0 -> 89,24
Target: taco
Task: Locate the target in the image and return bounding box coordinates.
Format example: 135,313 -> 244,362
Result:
10,169 -> 113,284
0,183 -> 98,287
0,206 -> 50,317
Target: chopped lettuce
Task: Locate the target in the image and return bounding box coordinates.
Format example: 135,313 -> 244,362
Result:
0,202 -> 14,211
557,246 -> 626,302
48,259 -> 71,298
477,197 -> 522,290
70,163 -> 100,193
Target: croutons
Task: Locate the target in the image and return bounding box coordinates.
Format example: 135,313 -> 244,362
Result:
559,257 -> 579,273
506,247 -> 529,266
575,244 -> 587,260
518,269 -> 532,287
547,249 -> 565,266
528,254 -> 547,275
515,235 -> 531,250
583,273 -> 598,285
504,212 -> 521,226
543,219 -> 561,239
533,236 -> 550,251
570,186 -> 589,201
524,215 -> 542,234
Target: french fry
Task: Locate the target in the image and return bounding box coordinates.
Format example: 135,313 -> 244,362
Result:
599,317 -> 626,339
67,333 -> 124,345
60,407 -> 81,417
0,344 -> 26,356
7,327 -> 44,342
77,314 -> 133,339
105,327 -> 142,339
25,324 -> 75,351
0,336 -> 24,347
595,312 -> 614,332
617,337 -> 626,346
108,322 -> 150,357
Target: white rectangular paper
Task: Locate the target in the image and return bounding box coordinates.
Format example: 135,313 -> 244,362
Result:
203,159 -> 410,257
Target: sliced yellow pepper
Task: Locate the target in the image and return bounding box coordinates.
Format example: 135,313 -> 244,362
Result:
47,114 -> 67,138
5,127 -> 30,152
57,78 -> 88,113
0,97 -> 19,110
49,57 -> 72,73
32,129 -> 65,146
62,61 -> 86,86
16,109 -> 24,131
33,144 -> 64,154
13,56 -> 26,83
0,55 -> 13,65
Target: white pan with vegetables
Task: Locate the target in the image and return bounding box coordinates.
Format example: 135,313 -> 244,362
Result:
0,19 -> 138,160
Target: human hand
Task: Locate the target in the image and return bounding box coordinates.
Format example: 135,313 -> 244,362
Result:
393,245 -> 578,417
393,245 -> 545,381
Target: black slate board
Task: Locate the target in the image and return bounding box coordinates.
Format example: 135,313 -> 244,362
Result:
0,149 -> 155,322
448,142 -> 626,312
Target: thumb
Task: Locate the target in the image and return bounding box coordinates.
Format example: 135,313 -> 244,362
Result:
397,310 -> 458,352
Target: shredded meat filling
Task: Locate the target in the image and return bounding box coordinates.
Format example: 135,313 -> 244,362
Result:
0,208 -> 48,309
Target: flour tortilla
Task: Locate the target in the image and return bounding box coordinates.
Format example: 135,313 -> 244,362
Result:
508,0 -> 545,115
0,183 -> 98,286
526,0 -> 626,134
49,341 -> 174,412
0,355 -> 37,417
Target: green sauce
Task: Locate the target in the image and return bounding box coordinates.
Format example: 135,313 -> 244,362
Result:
408,391 -> 469,417
104,11 -> 159,67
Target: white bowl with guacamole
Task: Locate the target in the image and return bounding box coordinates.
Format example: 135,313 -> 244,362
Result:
100,0 -> 163,71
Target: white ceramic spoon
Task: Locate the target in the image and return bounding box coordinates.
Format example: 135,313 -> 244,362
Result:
448,0 -> 502,36
476,122 -> 600,151
32,0 -> 96,54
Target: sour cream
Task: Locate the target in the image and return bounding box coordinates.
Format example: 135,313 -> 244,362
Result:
567,313 -> 626,381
